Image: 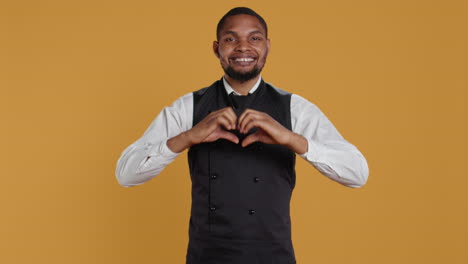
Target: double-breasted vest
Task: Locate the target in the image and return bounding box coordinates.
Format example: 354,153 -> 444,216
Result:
186,79 -> 297,264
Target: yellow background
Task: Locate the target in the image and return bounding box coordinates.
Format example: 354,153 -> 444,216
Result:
1,0 -> 467,263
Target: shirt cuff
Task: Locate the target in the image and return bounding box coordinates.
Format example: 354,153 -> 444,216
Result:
299,137 -> 323,163
148,139 -> 180,158
135,139 -> 181,174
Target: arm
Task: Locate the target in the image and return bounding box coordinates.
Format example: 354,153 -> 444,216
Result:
291,94 -> 369,188
116,94 -> 240,187
167,107 -> 239,152
115,93 -> 193,187
235,94 -> 367,187
238,109 -> 308,154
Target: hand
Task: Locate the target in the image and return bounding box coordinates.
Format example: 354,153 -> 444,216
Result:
237,109 -> 308,154
167,107 -> 239,153
237,109 -> 291,147
187,107 -> 239,145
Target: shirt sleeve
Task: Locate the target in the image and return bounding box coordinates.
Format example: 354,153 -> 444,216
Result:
115,93 -> 194,187
290,94 -> 369,188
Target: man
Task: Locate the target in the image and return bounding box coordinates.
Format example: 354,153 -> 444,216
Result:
116,7 -> 368,264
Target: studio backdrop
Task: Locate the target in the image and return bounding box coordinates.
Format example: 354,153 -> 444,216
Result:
1,0 -> 467,263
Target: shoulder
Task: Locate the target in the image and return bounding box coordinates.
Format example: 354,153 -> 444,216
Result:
193,80 -> 220,97
264,82 -> 321,112
264,81 -> 292,96
291,94 -> 320,110
191,80 -> 222,109
266,82 -> 324,118
168,92 -> 193,109
168,79 -> 220,108
291,94 -> 325,122
193,86 -> 210,96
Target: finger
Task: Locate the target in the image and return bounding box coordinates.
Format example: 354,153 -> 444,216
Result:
238,111 -> 256,133
218,130 -> 239,144
225,106 -> 237,118
208,108 -> 224,118
216,115 -> 235,130
211,107 -> 236,129
238,109 -> 255,128
220,106 -> 237,116
241,114 -> 265,134
241,133 -> 259,147
220,107 -> 237,129
242,119 -> 262,134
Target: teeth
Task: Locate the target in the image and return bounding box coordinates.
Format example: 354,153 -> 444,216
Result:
235,58 -> 254,62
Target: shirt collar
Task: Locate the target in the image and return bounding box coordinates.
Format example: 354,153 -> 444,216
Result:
222,76 -> 262,96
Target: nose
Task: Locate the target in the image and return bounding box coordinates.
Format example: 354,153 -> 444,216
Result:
235,39 -> 251,52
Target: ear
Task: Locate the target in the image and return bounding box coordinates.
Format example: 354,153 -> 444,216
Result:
213,40 -> 220,58
266,38 -> 271,55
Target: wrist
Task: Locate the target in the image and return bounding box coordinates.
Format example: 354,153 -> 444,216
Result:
282,130 -> 295,147
286,132 -> 307,155
181,131 -> 194,149
167,131 -> 193,153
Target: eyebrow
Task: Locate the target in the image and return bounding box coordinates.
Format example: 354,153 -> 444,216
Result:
221,30 -> 265,37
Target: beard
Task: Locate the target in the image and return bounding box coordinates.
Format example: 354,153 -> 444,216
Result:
222,58 -> 266,83
224,66 -> 261,83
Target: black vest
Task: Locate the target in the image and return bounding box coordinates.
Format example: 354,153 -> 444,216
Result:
186,79 -> 297,264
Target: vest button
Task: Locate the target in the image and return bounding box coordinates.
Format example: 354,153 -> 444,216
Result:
210,206 -> 217,212
211,174 -> 218,180
249,209 -> 256,215
254,177 -> 260,183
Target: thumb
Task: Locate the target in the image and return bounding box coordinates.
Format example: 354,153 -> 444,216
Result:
241,133 -> 259,147
218,131 -> 239,144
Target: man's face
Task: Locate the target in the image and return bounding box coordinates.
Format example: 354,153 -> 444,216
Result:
214,14 -> 270,82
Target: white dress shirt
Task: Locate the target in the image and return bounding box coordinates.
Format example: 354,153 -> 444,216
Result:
116,77 -> 369,188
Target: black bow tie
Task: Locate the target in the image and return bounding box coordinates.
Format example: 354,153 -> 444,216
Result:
227,92 -> 258,142
229,92 -> 251,109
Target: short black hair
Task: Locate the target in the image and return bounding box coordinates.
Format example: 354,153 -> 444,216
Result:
216,7 -> 268,40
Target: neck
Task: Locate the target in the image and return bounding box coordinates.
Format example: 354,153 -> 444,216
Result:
224,75 -> 260,95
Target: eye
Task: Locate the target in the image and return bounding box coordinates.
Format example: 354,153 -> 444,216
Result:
224,37 -> 236,42
251,36 -> 263,41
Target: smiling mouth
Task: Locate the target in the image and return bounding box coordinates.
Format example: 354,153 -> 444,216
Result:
230,57 -> 256,66
234,58 -> 254,62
